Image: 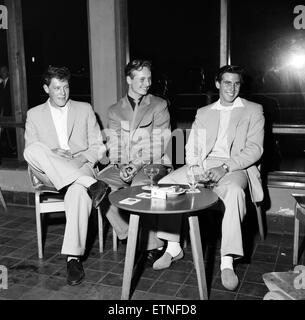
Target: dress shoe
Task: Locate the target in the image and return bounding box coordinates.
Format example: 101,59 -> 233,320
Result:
153,250 -> 184,270
67,259 -> 85,286
146,248 -> 165,266
87,180 -> 109,209
221,268 -> 239,291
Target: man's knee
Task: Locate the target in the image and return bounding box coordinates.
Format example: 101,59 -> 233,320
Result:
66,183 -> 89,198
225,182 -> 245,199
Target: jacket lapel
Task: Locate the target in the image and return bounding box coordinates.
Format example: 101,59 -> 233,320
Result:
205,107 -> 220,154
42,102 -> 59,146
67,100 -> 76,140
227,107 -> 244,150
131,95 -> 151,132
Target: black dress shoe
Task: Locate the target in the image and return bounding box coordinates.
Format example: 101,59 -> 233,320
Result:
67,259 -> 85,286
88,180 -> 109,209
146,248 -> 165,266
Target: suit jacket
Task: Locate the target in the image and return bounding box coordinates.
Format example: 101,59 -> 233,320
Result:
24,100 -> 106,164
106,94 -> 171,168
186,98 -> 265,201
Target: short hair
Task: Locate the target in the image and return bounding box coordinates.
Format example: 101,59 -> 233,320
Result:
124,59 -> 152,78
215,65 -> 244,83
42,66 -> 71,86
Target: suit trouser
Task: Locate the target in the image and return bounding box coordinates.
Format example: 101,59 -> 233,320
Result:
24,142 -> 96,256
159,158 -> 248,257
98,164 -> 170,251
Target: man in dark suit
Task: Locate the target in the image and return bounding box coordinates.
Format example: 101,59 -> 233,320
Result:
99,59 -> 172,257
0,65 -> 15,157
0,65 -> 11,116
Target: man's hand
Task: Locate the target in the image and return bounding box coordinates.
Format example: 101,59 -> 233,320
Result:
119,163 -> 137,183
52,148 -> 73,159
205,166 -> 227,183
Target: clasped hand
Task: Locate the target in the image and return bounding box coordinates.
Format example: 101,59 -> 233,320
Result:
204,166 -> 226,183
188,164 -> 226,183
119,163 -> 137,183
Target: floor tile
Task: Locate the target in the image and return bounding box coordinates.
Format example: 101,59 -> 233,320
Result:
159,270 -> 190,284
238,281 -> 269,298
0,205 -> 300,300
148,280 -> 181,296
176,284 -> 200,300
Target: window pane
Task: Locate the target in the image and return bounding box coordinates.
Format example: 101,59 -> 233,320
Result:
231,0 -> 305,173
21,0 -> 91,108
128,0 -> 220,126
0,3 -> 17,159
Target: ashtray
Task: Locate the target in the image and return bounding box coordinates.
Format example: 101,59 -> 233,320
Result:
165,186 -> 186,198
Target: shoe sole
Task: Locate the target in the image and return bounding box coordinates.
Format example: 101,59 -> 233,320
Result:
67,272 -> 85,286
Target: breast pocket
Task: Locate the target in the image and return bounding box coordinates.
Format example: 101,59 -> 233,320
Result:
139,120 -> 152,129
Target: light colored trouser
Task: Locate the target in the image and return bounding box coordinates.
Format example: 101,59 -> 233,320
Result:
24,142 -> 96,256
98,164 -> 172,251
159,158 -> 248,258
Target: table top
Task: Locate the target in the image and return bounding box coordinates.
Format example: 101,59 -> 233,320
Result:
109,184 -> 219,215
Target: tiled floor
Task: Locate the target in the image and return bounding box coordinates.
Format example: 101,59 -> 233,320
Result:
0,205 -> 303,300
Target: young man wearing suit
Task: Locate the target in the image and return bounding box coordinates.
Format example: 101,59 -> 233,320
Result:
157,65 -> 265,291
99,59 -> 172,260
23,66 -> 109,286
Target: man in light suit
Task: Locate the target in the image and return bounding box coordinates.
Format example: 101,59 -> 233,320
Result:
24,66 -> 109,286
99,59 -> 172,258
156,65 -> 265,291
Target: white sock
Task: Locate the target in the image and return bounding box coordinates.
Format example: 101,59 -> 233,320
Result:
67,256 -> 80,262
220,255 -> 233,271
75,176 -> 97,188
166,241 -> 182,257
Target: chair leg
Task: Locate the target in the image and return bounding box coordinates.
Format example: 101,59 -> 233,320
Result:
255,203 -> 265,240
181,215 -> 189,249
97,207 -> 104,253
293,205 -> 300,266
0,188 -> 7,212
113,229 -> 118,252
35,192 -> 43,259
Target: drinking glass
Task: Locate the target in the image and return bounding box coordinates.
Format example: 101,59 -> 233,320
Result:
144,166 -> 160,189
186,165 -> 200,192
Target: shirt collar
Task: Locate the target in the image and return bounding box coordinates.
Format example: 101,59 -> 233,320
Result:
212,97 -> 244,111
48,98 -> 70,112
127,95 -> 144,110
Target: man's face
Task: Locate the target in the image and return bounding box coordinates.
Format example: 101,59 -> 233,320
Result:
216,72 -> 241,106
127,66 -> 151,99
43,78 -> 70,108
0,67 -> 8,80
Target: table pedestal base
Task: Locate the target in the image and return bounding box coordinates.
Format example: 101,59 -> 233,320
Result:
121,213 -> 208,300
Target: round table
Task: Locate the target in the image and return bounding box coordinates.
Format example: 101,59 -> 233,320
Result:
109,184 -> 218,300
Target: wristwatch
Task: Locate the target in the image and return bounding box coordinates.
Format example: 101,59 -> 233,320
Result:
221,163 -> 229,173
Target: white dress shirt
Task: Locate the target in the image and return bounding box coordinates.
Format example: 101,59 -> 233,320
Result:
48,99 -> 70,150
209,97 -> 244,159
